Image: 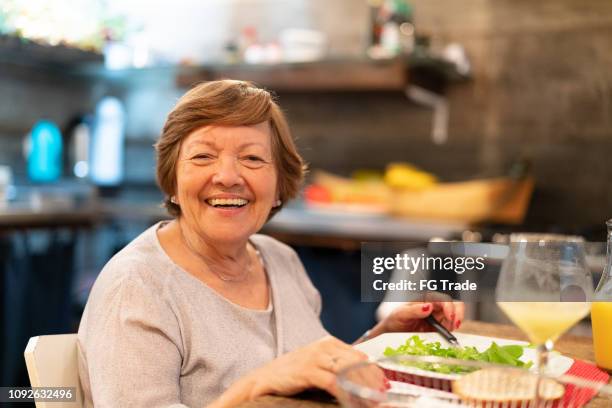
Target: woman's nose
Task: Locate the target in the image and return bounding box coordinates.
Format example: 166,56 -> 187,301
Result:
211,156 -> 244,187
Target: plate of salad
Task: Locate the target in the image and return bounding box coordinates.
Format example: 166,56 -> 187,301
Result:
354,332 -> 573,387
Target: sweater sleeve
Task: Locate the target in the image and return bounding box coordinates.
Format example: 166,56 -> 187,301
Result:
78,270 -> 190,408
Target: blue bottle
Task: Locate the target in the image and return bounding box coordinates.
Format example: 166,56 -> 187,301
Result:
27,120 -> 63,182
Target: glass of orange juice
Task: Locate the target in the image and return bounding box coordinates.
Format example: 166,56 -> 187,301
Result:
592,302 -> 612,370
592,219 -> 612,371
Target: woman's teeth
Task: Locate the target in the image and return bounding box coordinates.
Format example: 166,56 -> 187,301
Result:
207,198 -> 249,208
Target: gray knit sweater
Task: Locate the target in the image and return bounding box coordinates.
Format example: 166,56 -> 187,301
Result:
77,222 -> 328,407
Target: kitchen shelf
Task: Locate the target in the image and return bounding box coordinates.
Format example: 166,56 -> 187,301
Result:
0,34 -> 466,93
0,35 -> 102,69
175,58 -> 409,92
73,58 -> 410,92
0,34 -> 464,94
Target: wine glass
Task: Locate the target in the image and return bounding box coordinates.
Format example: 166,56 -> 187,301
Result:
495,234 -> 593,375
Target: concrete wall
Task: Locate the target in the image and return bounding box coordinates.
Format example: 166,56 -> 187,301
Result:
414,0 -> 612,227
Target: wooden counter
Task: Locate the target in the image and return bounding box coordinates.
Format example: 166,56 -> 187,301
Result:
236,320 -> 611,408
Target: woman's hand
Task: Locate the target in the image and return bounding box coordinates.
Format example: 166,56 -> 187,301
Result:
358,301 -> 465,344
245,335 -> 386,399
211,336 -> 387,407
386,301 -> 464,332
210,335 -> 386,408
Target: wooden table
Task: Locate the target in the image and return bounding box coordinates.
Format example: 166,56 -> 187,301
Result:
237,320 -> 612,407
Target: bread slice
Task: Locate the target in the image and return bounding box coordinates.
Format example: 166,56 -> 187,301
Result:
452,368 -> 565,404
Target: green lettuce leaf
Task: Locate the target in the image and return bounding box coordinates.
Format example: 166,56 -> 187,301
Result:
382,335 -> 533,374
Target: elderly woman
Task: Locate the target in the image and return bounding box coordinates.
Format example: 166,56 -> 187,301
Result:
77,80 -> 464,408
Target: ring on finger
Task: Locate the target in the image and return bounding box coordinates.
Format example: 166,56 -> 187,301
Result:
329,356 -> 339,371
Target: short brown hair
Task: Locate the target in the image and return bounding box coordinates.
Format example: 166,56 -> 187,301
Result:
155,80 -> 306,218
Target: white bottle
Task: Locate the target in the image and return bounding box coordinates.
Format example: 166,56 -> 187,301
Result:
90,97 -> 126,186
381,20 -> 400,55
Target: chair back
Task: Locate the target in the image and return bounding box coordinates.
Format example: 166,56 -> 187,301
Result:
24,334 -> 83,408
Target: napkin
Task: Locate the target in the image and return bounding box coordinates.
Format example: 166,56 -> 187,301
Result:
560,359 -> 610,407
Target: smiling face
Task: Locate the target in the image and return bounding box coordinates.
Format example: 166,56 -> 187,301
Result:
174,122 -> 278,245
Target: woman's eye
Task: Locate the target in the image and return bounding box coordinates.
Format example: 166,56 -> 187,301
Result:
192,154 -> 214,161
240,155 -> 268,168
245,155 -> 264,162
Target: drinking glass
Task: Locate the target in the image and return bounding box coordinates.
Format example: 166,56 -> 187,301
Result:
495,234 -> 593,375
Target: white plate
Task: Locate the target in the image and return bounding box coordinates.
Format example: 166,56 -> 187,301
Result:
388,380 -> 461,400
354,332 -> 574,381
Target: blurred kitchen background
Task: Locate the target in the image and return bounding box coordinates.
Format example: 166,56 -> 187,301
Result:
1,0 -> 611,393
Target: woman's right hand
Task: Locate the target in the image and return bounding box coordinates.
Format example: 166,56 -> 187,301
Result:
247,335 -> 386,399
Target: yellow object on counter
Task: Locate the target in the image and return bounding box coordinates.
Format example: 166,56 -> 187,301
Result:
391,177 -> 534,224
591,302 -> 612,371
351,169 -> 384,181
310,168 -> 534,224
312,170 -> 392,212
384,162 -> 438,190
